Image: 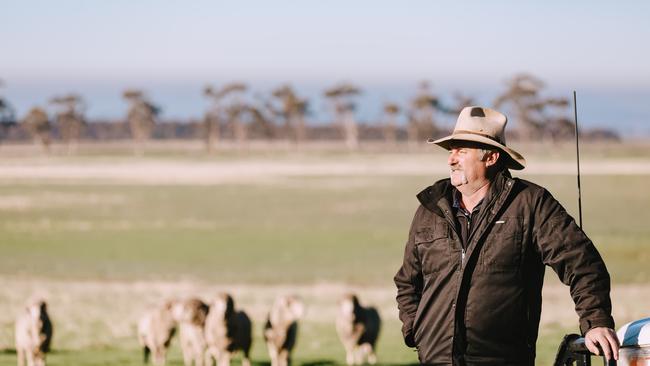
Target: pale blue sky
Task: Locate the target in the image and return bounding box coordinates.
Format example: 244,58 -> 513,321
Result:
3,0 -> 649,84
1,1 -> 649,133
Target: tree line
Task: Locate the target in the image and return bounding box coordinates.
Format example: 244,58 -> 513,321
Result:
0,74 -> 619,154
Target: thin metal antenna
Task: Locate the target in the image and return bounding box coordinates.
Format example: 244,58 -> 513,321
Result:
573,91 -> 583,229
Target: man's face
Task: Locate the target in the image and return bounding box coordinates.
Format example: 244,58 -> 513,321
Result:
447,142 -> 493,188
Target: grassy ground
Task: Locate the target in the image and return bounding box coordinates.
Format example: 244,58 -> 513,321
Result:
1,174 -> 647,284
1,143 -> 648,365
0,324 -> 607,365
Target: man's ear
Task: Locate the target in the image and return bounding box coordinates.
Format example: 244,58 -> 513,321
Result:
485,150 -> 500,167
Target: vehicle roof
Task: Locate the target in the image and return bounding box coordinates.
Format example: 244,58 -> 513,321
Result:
617,317 -> 650,347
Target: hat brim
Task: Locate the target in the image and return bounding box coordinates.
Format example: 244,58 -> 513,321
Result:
428,133 -> 526,170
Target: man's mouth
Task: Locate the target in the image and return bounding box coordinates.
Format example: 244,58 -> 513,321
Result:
450,168 -> 468,185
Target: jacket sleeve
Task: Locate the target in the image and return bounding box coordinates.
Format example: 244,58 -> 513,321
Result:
533,189 -> 615,335
394,205 -> 424,347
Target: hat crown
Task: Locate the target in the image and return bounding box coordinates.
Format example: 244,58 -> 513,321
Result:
428,105 -> 526,170
454,106 -> 507,145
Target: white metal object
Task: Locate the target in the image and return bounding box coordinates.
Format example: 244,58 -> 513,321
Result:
617,317 -> 650,366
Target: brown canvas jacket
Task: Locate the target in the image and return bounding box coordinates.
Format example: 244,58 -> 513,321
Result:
394,171 -> 614,365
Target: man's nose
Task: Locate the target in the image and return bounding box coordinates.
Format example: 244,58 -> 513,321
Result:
448,151 -> 458,165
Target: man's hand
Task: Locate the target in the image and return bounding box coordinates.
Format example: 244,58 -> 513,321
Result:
585,327 -> 620,361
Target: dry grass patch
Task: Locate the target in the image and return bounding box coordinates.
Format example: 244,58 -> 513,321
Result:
2,154 -> 650,186
0,192 -> 126,211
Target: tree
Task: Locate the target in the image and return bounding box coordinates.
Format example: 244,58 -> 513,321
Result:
22,106 -> 52,152
324,82 -> 361,150
203,86 -> 224,152
271,84 -> 309,145
123,89 -> 160,155
382,102 -> 400,145
447,93 -> 475,115
0,79 -> 17,144
205,83 -> 249,147
244,99 -> 276,141
50,94 -> 86,154
543,98 -> 573,142
407,81 -> 444,147
494,73 -> 571,141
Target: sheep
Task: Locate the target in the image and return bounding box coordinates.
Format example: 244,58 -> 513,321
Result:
172,297 -> 210,366
263,295 -> 304,366
335,294 -> 381,365
15,298 -> 53,366
204,293 -> 252,366
137,300 -> 177,365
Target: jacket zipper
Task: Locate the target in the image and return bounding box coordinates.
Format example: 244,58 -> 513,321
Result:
462,215 -> 471,265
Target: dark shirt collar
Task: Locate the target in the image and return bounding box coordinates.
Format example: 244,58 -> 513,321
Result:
453,188 -> 483,217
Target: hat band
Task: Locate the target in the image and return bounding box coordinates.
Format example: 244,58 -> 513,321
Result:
453,129 -> 504,145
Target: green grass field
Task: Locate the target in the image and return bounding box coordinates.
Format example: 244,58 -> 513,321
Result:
1,144 -> 648,365
1,174 -> 647,284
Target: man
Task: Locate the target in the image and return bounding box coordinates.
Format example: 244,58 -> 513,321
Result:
394,106 -> 619,365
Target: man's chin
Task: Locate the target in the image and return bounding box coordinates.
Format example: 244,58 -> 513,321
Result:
450,178 -> 463,187
450,172 -> 465,186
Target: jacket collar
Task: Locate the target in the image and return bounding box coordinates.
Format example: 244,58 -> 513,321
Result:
416,178 -> 452,217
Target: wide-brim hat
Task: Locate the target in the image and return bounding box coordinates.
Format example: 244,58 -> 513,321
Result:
428,106 -> 526,170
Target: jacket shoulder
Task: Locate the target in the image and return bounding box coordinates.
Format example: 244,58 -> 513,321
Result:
511,177 -> 551,198
510,177 -> 567,219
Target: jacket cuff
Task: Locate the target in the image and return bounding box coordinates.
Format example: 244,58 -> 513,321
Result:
402,323 -> 416,347
580,316 -> 615,335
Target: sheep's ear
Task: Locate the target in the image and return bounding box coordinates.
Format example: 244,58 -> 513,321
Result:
289,298 -> 305,319
226,295 -> 235,315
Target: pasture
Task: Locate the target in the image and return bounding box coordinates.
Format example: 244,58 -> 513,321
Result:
1,141 -> 649,365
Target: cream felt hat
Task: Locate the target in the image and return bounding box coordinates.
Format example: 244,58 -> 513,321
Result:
428,106 -> 526,170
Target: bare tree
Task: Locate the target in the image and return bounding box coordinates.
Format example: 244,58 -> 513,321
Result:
244,100 -> 276,140
50,94 -> 86,154
22,106 -> 52,152
271,84 -> 309,145
545,98 -> 574,142
208,83 -> 249,147
227,105 -> 247,146
325,82 -> 361,150
123,89 -> 160,155
382,102 -> 400,145
202,86 -> 222,153
494,73 -> 571,141
0,79 -> 17,144
447,92 -> 475,115
407,81 -> 443,147
201,85 -> 249,152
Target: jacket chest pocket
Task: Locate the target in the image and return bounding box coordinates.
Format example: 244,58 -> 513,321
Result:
481,217 -> 523,272
415,223 -> 450,275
